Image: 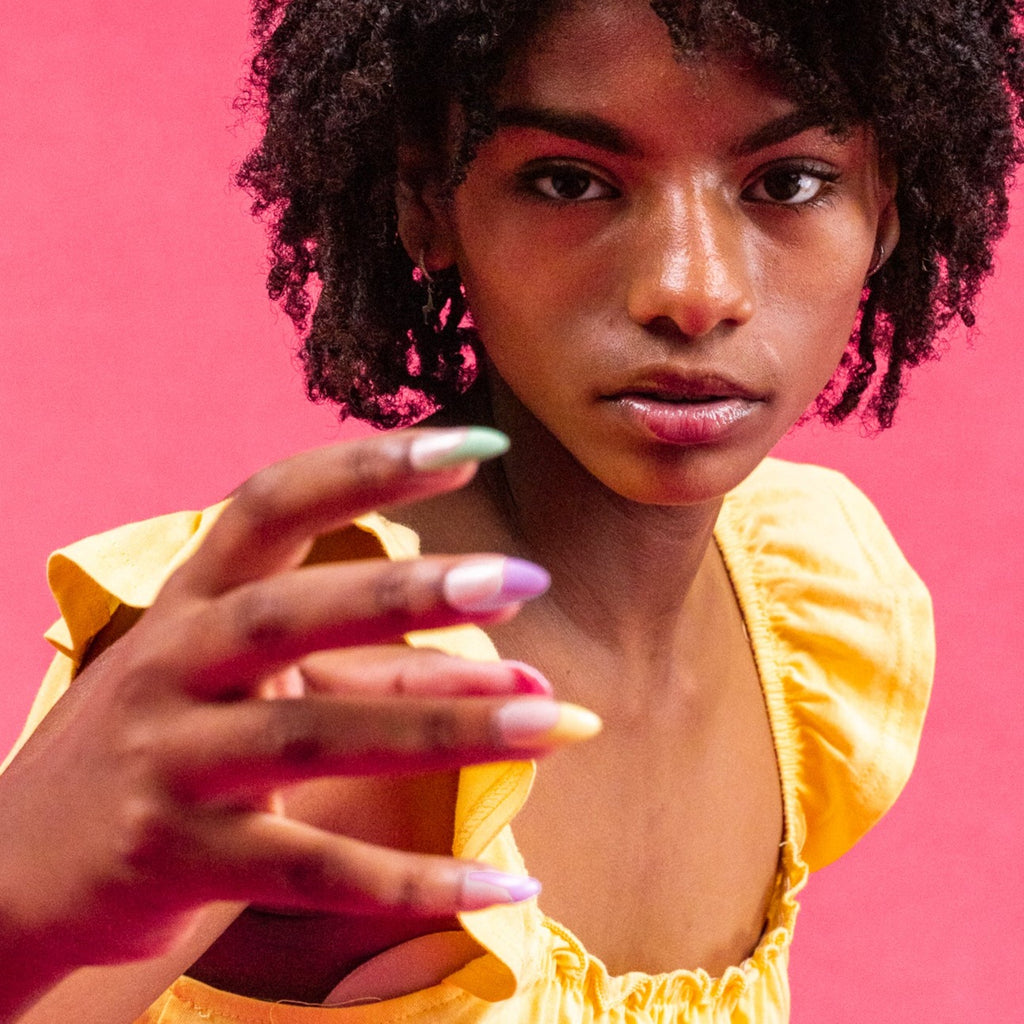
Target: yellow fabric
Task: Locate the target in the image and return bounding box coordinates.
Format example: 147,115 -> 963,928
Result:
5,458 -> 934,1022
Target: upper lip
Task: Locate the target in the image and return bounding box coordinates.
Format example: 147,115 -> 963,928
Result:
603,368 -> 764,403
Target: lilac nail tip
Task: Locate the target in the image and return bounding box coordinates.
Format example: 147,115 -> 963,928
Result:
467,870 -> 542,904
501,558 -> 551,599
504,875 -> 543,902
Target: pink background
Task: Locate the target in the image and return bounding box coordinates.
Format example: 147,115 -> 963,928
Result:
2,3 -> 1021,1019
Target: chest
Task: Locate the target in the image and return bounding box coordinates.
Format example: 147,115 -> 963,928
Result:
495,601 -> 784,977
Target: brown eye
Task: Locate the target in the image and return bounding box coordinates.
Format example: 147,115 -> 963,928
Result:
550,170 -> 592,199
762,170 -> 810,202
528,165 -> 618,202
743,165 -> 835,206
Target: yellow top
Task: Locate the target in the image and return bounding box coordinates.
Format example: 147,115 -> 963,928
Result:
6,458 -> 934,1023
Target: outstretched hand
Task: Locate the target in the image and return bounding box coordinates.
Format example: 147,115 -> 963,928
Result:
0,427 -> 600,1019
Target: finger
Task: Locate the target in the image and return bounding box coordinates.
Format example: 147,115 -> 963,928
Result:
164,696 -> 601,800
165,427 -> 509,597
183,555 -> 550,694
192,811 -> 542,917
296,647 -> 553,698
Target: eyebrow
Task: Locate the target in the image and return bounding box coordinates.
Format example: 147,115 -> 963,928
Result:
494,106 -> 640,155
728,108 -> 832,157
493,104 -> 830,158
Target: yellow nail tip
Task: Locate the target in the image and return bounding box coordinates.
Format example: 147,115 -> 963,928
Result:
547,702 -> 603,743
496,699 -> 603,745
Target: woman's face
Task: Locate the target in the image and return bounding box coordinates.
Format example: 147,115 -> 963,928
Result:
422,0 -> 898,505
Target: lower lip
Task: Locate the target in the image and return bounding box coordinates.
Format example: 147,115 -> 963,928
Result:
612,395 -> 758,445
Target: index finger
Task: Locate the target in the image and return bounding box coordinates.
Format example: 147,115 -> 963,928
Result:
166,427 -> 509,596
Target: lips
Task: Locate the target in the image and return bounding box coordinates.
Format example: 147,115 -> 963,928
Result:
605,369 -> 763,403
603,370 -> 764,444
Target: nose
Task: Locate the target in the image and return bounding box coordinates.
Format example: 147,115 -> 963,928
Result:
625,185 -> 755,339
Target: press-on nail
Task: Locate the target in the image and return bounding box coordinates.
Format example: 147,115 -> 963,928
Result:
443,557 -> 550,613
460,870 -> 542,910
495,700 -> 603,745
409,427 -> 510,471
506,661 -> 554,695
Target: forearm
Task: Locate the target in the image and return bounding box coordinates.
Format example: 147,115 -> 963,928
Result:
0,925 -> 74,1023
7,901 -> 246,1024
12,961 -> 183,1024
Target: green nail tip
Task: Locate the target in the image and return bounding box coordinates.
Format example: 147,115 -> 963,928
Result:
456,426 -> 510,462
411,426 -> 510,470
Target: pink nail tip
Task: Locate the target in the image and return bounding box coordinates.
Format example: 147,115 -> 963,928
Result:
507,661 -> 554,695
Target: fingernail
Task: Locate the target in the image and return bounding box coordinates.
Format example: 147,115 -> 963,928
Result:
443,557 -> 550,613
506,661 -> 554,696
460,870 -> 542,910
409,427 -> 510,471
495,699 -> 603,745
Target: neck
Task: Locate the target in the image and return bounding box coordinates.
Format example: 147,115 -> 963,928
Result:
419,376 -> 726,658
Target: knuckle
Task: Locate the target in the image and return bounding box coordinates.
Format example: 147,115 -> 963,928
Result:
342,441 -> 399,492
109,727 -> 185,875
391,872 -> 434,915
259,705 -> 325,768
280,852 -> 334,903
232,465 -> 290,528
391,665 -> 419,695
371,563 -> 435,624
417,706 -> 460,752
118,630 -> 191,693
230,586 -> 294,657
117,719 -> 163,765
115,796 -> 180,876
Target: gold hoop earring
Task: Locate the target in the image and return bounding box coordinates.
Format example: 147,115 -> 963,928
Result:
418,252 -> 437,327
866,241 -> 886,278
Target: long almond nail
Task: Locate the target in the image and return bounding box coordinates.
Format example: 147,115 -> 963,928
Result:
495,699 -> 603,745
459,870 -> 542,910
506,661 -> 554,696
409,427 -> 510,471
443,558 -> 550,612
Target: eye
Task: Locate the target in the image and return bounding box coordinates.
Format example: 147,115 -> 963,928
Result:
743,164 -> 839,206
523,164 -> 619,202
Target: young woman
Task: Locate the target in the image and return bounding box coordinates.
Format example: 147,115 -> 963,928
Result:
2,0 -> 1022,1021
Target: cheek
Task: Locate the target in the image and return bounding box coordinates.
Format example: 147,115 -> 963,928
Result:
766,228 -> 872,367
452,178 -> 611,307
452,202 -> 524,331
745,278 -> 865,427
454,215 -> 599,369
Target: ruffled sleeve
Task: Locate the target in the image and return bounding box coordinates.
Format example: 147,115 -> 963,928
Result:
4,505 -> 398,765
2,505 -> 229,770
715,458 -> 934,873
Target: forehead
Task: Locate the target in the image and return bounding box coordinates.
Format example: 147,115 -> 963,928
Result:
495,0 -> 798,139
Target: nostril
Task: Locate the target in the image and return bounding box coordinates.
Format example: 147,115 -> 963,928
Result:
643,314 -> 692,342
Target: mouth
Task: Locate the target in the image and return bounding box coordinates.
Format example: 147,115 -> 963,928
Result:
604,370 -> 763,404
602,372 -> 764,444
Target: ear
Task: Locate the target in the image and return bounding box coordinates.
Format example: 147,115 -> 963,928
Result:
876,196 -> 900,266
870,166 -> 901,275
395,142 -> 458,272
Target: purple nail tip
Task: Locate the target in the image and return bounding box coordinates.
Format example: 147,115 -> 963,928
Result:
468,870 -> 542,903
503,875 -> 543,902
501,558 -> 551,599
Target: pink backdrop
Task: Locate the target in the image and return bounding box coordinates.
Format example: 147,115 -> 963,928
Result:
2,3 -> 1022,1019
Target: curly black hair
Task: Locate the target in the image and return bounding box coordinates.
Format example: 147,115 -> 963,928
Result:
237,0 -> 1024,430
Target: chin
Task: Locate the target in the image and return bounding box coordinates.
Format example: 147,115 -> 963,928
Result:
590,446 -> 768,509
